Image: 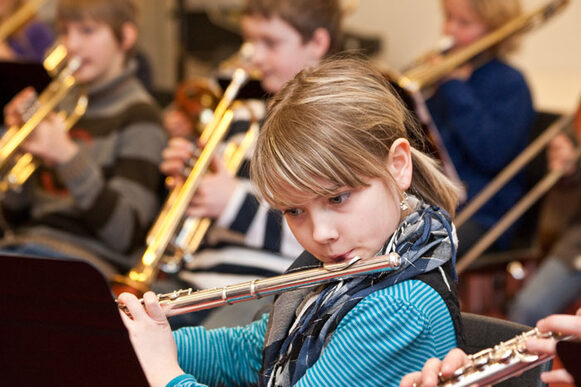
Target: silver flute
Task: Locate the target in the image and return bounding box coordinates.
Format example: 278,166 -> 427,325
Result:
119,253 -> 401,317
419,328 -> 574,387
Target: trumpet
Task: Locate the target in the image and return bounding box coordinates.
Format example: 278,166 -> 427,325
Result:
160,111 -> 261,274
118,254 -> 402,317
0,46 -> 88,193
414,329 -> 575,387
111,45 -> 256,296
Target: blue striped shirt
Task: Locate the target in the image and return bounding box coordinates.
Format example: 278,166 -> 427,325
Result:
170,278 -> 456,387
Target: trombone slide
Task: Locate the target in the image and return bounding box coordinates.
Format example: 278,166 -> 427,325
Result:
397,0 -> 570,92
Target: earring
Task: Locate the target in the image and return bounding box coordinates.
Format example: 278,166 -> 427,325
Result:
400,192 -> 409,211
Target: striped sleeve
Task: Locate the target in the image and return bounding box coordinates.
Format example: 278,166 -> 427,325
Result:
170,313 -> 268,386
216,180 -> 303,259
296,279 -> 457,387
57,116 -> 166,253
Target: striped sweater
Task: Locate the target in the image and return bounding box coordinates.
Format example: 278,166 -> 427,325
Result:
178,112 -> 303,289
170,278 -> 457,387
1,61 -> 167,270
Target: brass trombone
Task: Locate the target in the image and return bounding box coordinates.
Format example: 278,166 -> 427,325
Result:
0,46 -> 88,193
456,103 -> 581,274
0,0 -> 47,43
112,47 -> 258,295
395,0 -> 570,93
384,0 -> 571,272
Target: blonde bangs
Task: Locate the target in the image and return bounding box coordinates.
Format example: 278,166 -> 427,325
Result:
251,113 -> 383,208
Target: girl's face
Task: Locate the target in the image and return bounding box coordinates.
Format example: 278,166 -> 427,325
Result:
241,15 -> 324,94
280,178 -> 402,265
59,18 -> 126,86
442,0 -> 488,49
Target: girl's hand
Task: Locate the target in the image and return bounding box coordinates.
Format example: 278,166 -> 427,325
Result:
547,133 -> 576,175
118,291 -> 185,387
399,348 -> 476,387
445,63 -> 474,82
526,307 -> 581,385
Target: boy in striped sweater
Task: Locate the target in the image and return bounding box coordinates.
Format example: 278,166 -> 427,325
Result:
119,58 -> 463,387
159,0 -> 343,328
1,0 -> 166,277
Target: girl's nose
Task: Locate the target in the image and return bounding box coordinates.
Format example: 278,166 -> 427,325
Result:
443,20 -> 456,38
311,213 -> 339,244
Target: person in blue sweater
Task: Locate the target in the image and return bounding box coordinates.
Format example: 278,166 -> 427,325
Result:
426,0 -> 535,257
118,57 -> 464,387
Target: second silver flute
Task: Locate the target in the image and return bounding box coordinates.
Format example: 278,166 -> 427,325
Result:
123,253 -> 401,317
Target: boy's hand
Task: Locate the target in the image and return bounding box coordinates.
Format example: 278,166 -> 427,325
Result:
163,108 -> 194,138
4,87 -> 37,128
160,137 -> 197,185
187,154 -> 238,218
22,112 -> 78,164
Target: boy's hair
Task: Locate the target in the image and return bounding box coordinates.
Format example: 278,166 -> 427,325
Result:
243,0 -> 343,55
450,0 -> 522,57
57,0 -> 139,57
251,56 -> 460,216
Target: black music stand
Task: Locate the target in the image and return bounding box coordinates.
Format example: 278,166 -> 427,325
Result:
0,60 -> 52,123
0,254 -> 148,386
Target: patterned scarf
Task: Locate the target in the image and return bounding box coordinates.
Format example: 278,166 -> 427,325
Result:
262,196 -> 457,386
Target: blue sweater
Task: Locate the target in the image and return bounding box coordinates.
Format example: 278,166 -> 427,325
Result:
427,59 -> 535,242
169,279 -> 457,386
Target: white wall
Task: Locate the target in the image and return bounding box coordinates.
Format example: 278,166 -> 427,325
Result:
141,0 -> 581,113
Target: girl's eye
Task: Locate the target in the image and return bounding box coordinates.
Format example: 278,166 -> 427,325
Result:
283,208 -> 303,217
329,192 -> 350,205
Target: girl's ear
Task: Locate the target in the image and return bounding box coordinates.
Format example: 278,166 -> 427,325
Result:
121,22 -> 138,52
386,138 -> 413,191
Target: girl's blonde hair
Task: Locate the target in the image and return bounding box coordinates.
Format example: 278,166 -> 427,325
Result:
57,0 -> 139,58
450,0 -> 523,57
251,56 -> 460,216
